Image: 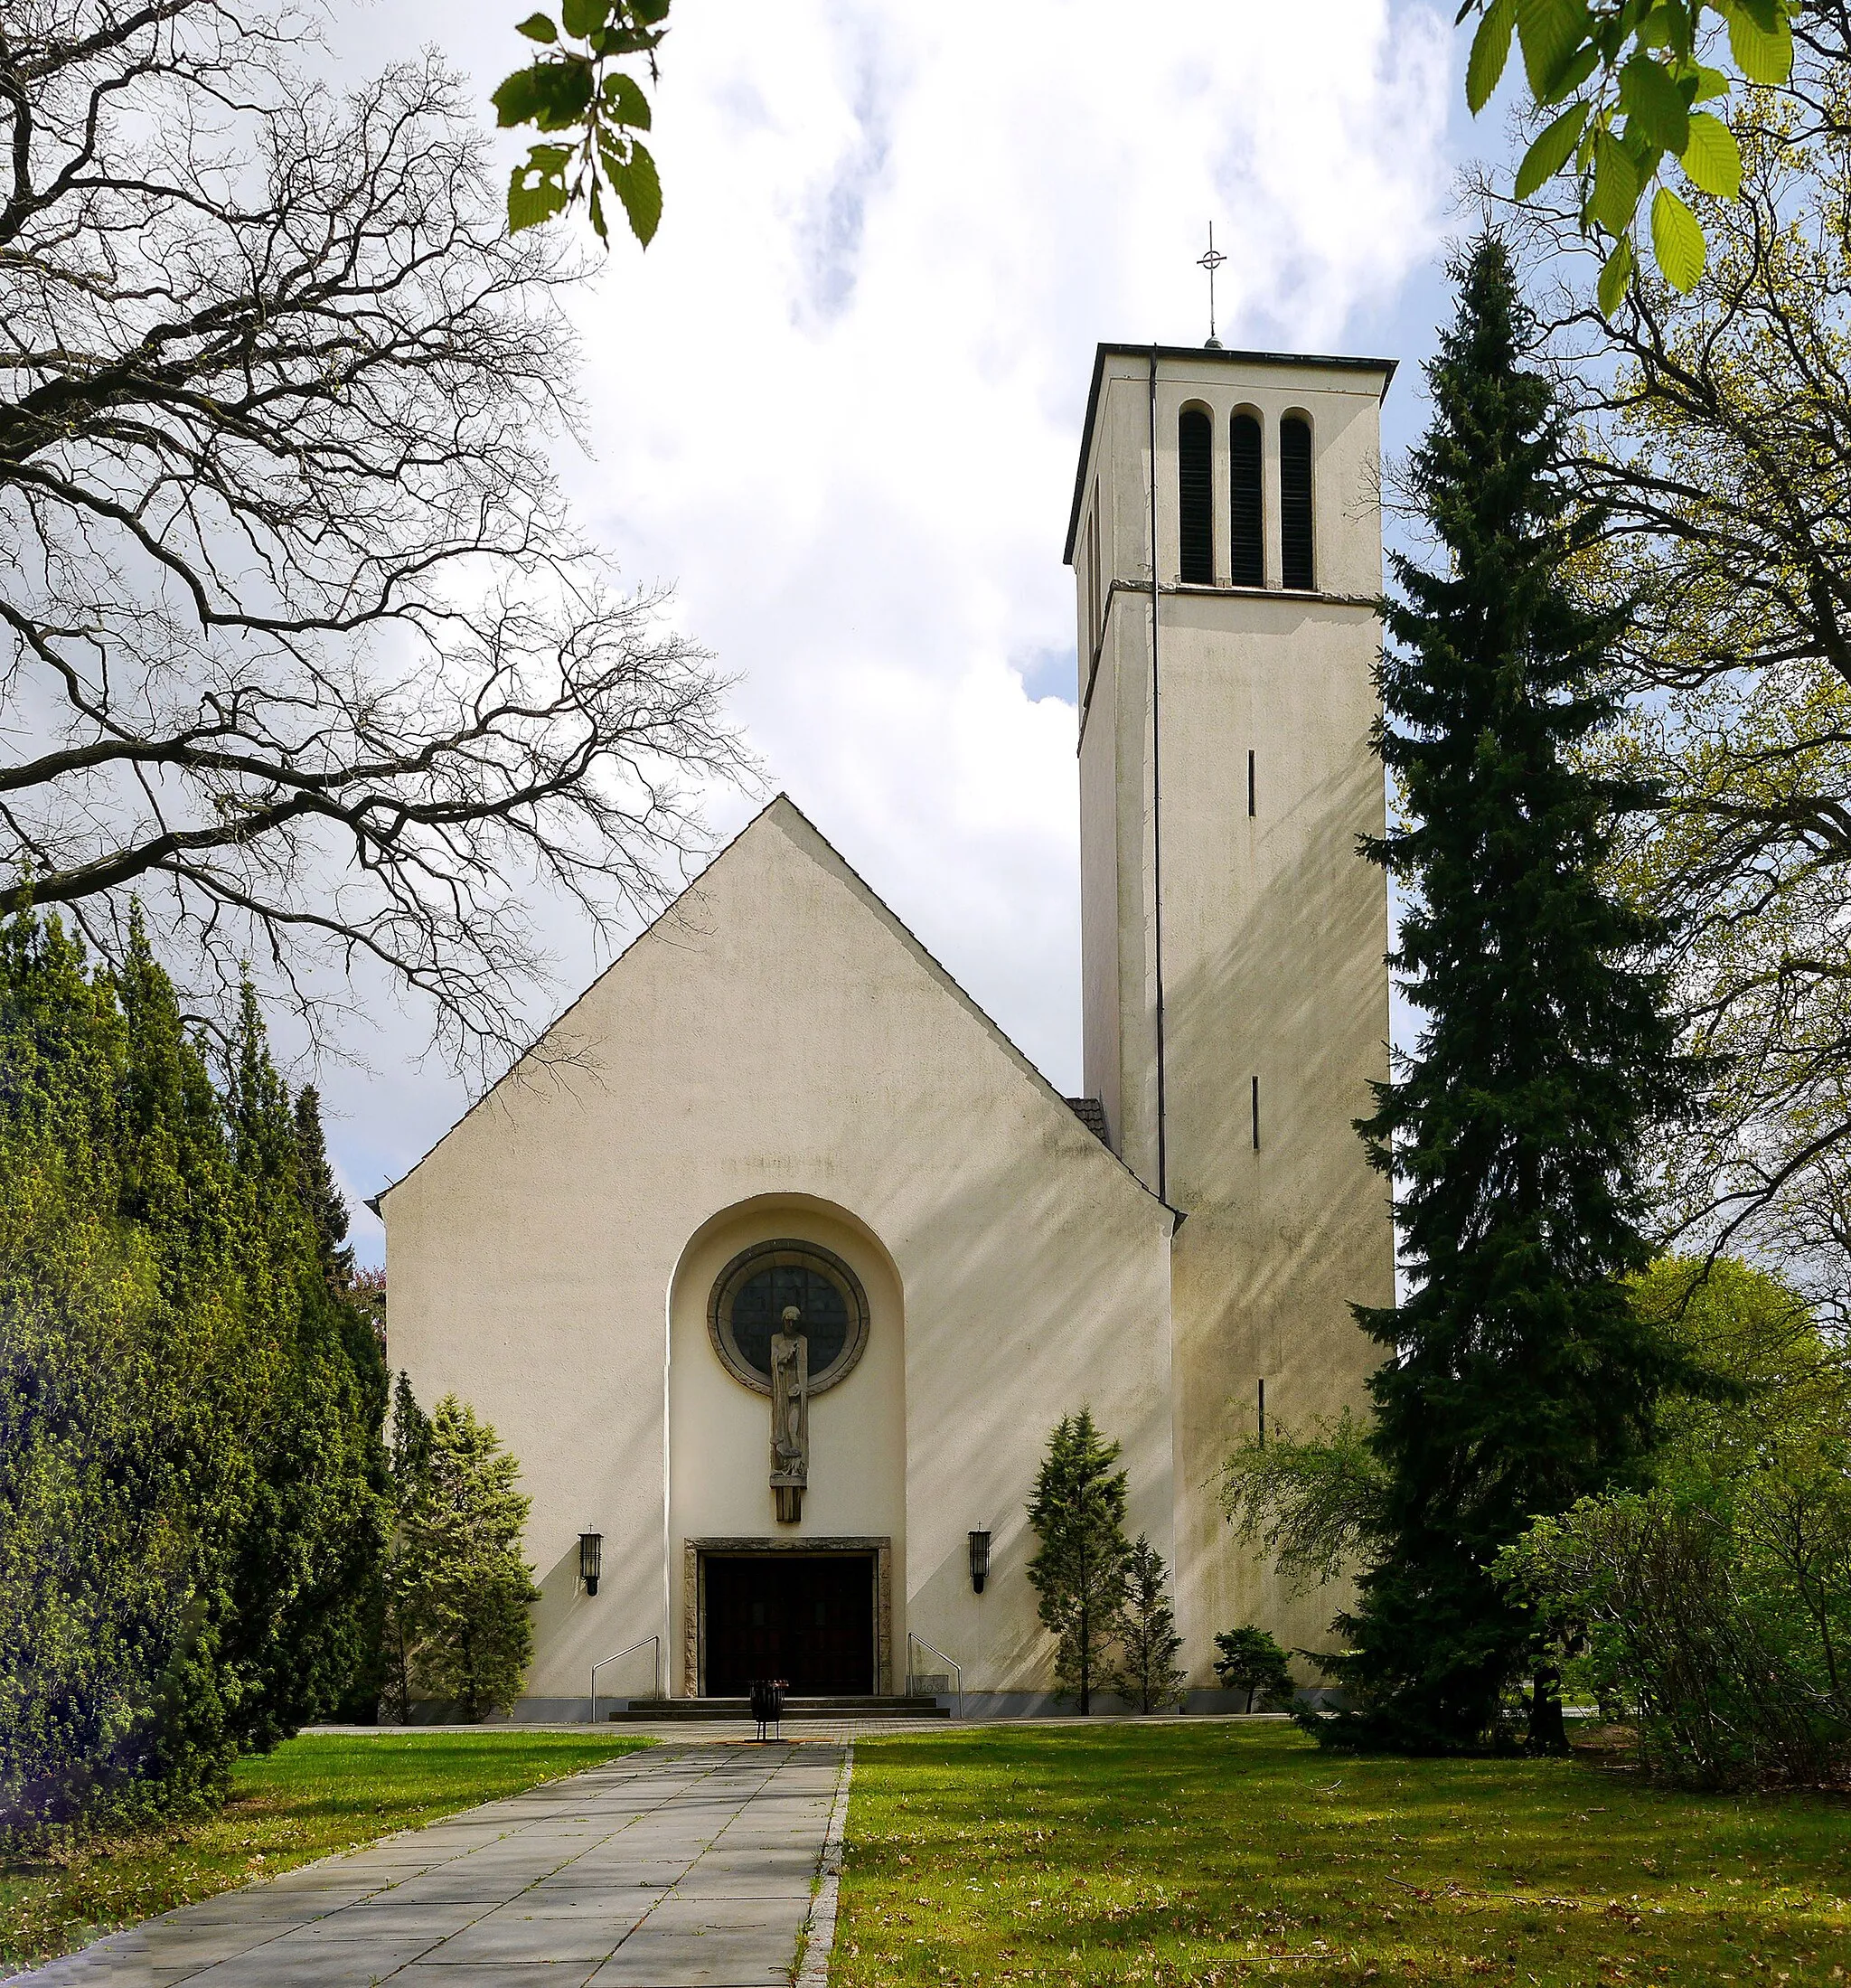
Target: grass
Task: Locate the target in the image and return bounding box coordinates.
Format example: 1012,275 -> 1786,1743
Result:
0,1728 -> 652,1976
833,1720 -> 1851,1986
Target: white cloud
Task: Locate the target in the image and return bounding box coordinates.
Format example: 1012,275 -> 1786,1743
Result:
319,0 -> 1456,1260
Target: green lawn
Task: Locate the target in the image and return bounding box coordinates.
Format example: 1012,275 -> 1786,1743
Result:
834,1722 -> 1851,1986
0,1729 -> 652,1976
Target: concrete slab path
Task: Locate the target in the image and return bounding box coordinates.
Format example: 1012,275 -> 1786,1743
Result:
13,1742 -> 849,1988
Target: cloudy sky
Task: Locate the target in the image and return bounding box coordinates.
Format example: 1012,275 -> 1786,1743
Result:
323,0 -> 1504,1264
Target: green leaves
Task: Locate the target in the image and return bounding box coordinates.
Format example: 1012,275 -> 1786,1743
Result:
0,911 -> 390,1837
493,0 -> 671,244
1681,110 -> 1742,197
1717,0 -> 1793,83
492,59 -> 593,132
603,69 -> 652,128
1590,126 -> 1644,233
602,137 -> 662,244
1352,232 -> 1705,1751
1517,0 -> 1592,99
1651,184 -> 1705,288
507,147 -> 571,232
1618,52 -> 1687,150
1516,100 -> 1591,198
1468,0 -> 1517,113
1598,231 -> 1634,316
1459,0 -> 1796,307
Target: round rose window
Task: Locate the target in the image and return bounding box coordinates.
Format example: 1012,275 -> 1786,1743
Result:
707,1239 -> 869,1395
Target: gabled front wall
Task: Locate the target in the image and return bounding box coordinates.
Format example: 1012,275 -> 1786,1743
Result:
382,803 -> 1176,1708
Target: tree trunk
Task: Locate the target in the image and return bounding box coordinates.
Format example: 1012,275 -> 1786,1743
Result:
1527,1666 -> 1569,1752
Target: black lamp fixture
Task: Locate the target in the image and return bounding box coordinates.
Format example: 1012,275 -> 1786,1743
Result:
578,1530 -> 603,1597
968,1528 -> 991,1595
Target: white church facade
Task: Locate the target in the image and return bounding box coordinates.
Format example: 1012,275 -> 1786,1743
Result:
378,342 -> 1395,1716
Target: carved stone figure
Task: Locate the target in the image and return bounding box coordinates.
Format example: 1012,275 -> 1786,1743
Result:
768,1305 -> 809,1522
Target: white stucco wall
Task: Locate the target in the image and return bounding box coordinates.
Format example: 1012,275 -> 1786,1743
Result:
381,800 -> 1176,1706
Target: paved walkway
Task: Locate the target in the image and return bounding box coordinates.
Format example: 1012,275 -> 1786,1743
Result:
16,1742 -> 847,1988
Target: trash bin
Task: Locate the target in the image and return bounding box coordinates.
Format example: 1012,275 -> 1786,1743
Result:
748,1678 -> 786,1739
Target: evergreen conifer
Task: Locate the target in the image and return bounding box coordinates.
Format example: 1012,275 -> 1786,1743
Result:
1109,1535 -> 1189,1712
294,1086 -> 355,1288
218,983 -> 390,1747
1340,236 -> 1703,1752
399,1394 -> 541,1720
381,1373 -> 436,1724
1213,1625 -> 1296,1714
0,910 -> 388,1840
1027,1409 -> 1132,1714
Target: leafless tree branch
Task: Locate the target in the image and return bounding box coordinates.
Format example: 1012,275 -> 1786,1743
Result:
0,0 -> 749,1075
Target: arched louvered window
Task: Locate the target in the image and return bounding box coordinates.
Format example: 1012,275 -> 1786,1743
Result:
1229,411 -> 1264,587
1280,414 -> 1315,590
1178,406 -> 1213,585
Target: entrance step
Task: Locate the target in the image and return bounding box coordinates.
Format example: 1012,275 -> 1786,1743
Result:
607,1694 -> 950,1721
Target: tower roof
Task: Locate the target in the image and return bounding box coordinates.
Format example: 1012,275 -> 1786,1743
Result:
1063,343 -> 1396,564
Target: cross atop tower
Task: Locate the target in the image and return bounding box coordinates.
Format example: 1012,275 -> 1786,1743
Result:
1197,221 -> 1226,350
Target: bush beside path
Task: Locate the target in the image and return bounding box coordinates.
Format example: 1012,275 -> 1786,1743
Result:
834,1723 -> 1851,1985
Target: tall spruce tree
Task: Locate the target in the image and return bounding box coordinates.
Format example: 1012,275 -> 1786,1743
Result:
1027,1409 -> 1132,1714
1339,237 -> 1701,1752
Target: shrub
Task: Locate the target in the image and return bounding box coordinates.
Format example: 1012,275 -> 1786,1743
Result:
1504,1258 -> 1851,1787
1214,1626 -> 1297,1713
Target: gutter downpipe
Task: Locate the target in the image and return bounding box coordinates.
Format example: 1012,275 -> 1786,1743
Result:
1149,346 -> 1169,1205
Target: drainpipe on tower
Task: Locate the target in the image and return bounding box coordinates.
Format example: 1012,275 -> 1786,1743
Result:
1149,345 -> 1169,1205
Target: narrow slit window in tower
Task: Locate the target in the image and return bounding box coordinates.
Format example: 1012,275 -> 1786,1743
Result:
1251,1073 -> 1261,1150
1229,411 -> 1264,586
1246,749 -> 1255,818
1178,407 -> 1213,584
1281,414 -> 1314,590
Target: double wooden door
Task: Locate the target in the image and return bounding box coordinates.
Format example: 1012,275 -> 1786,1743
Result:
702,1553 -> 875,1696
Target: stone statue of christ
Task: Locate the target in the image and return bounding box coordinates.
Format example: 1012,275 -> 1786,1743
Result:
768,1305 -> 808,1523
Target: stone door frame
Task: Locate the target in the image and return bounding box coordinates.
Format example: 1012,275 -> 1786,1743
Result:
682,1535 -> 893,1698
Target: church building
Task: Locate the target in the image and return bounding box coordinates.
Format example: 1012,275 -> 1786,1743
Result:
378,341 -> 1396,1716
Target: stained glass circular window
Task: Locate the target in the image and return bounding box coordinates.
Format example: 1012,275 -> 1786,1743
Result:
708,1239 -> 869,1396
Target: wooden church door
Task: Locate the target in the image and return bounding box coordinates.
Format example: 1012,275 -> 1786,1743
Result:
702,1553 -> 875,1696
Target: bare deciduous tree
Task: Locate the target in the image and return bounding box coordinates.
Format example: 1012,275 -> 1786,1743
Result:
1,0 -> 746,1069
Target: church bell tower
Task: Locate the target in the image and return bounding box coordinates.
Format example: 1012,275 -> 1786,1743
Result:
1064,343 -> 1396,1663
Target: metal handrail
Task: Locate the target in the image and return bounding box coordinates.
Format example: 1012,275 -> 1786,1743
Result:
589,1635 -> 661,1725
906,1632 -> 963,1718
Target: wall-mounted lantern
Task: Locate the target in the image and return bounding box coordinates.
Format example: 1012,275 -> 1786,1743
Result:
968,1528 -> 991,1595
578,1531 -> 603,1597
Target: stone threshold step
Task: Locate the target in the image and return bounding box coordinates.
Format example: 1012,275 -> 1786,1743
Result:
609,1695 -> 950,1720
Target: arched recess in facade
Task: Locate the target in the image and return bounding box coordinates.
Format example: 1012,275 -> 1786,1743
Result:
664,1192 -> 907,1695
